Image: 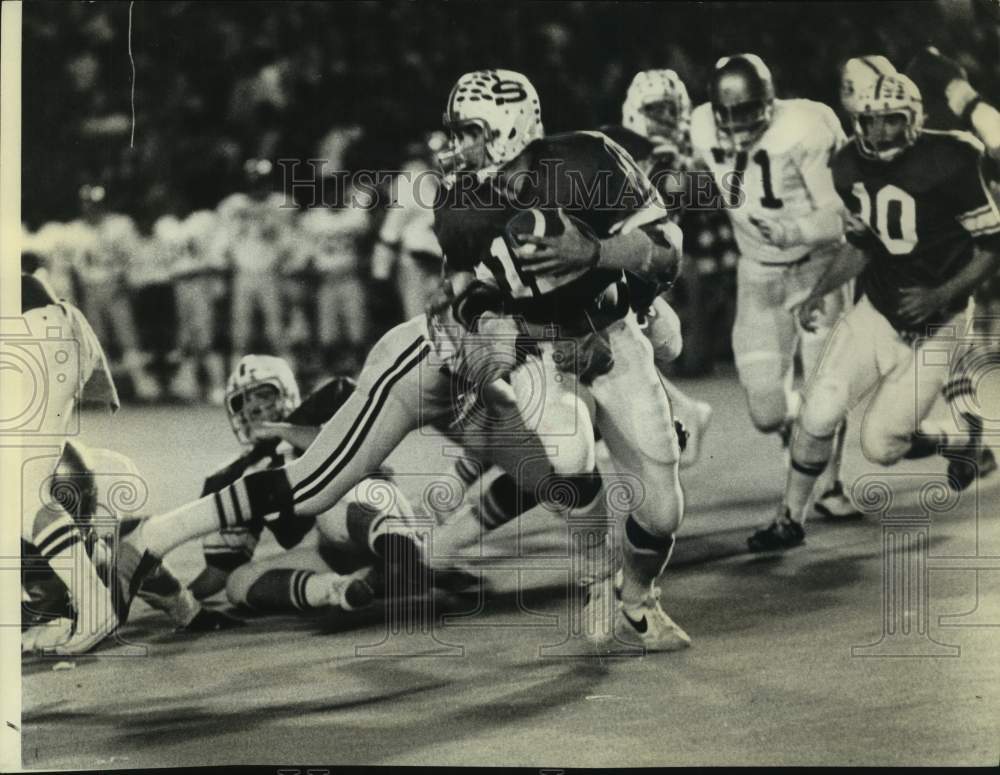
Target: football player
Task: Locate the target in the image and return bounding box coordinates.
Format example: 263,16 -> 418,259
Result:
167,210 -> 229,405
690,54 -> 857,519
372,132 -> 447,321
609,69 -> 714,467
188,355 -> 424,615
22,440 -> 242,654
118,69 -> 689,652
750,73 -> 1000,551
435,70 -> 690,651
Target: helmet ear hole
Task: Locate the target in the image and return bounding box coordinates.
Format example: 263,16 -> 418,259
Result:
508,127 -> 517,140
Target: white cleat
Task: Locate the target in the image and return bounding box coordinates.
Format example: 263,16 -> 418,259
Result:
812,481 -> 861,520
322,567 -> 379,612
618,587 -> 691,653
680,400 -> 714,467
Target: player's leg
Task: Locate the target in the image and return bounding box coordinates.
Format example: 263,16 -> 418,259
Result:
921,304 -> 998,489
862,306 -> 993,490
643,295 -> 713,467
259,272 -> 293,367
732,259 -> 797,435
588,313 -> 689,651
750,299 -> 882,552
229,273 -> 253,371
123,319 -> 446,573
791,252 -> 854,516
225,539 -> 376,614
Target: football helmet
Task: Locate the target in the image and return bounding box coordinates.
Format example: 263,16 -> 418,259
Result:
622,69 -> 692,150
848,73 -> 924,161
710,54 -> 775,153
225,355 -> 301,445
840,55 -> 897,114
438,69 -> 543,184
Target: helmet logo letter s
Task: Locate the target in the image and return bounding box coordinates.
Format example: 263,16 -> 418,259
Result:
492,80 -> 527,106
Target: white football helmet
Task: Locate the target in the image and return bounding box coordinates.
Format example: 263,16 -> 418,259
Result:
438,69 -> 543,184
848,72 -> 924,161
622,69 -> 691,150
225,354 -> 301,445
840,55 -> 897,114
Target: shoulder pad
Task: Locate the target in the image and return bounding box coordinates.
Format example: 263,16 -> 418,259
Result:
919,129 -> 984,181
689,103 -> 716,150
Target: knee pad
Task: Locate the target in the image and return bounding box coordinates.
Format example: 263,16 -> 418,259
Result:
744,386 -> 789,434
548,435 -> 595,477
860,425 -> 908,467
799,380 -> 849,440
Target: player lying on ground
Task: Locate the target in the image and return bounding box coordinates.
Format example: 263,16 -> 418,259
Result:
188,354 -> 490,615
116,69 -> 690,653
749,72 -> 1000,551
18,271 -> 238,655
690,53 -> 859,520
22,440 -> 243,654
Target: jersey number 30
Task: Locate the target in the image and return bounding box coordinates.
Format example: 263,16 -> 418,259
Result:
851,182 -> 917,255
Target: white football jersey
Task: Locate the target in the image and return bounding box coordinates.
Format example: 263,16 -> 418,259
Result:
690,98 -> 846,264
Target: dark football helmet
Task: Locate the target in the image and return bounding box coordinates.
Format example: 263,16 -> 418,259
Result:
710,54 -> 775,153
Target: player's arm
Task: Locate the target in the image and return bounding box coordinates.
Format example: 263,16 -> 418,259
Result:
517,207 -> 682,277
752,114 -> 847,248
899,150 -> 1000,325
790,239 -> 869,331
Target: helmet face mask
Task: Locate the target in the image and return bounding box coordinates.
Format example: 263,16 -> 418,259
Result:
622,69 -> 692,154
439,70 -> 542,187
437,119 -> 491,180
711,55 -> 775,153
848,73 -> 923,162
854,112 -> 911,160
225,355 -> 300,445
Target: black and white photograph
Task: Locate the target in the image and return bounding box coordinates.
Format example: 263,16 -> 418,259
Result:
2,0 -> 999,769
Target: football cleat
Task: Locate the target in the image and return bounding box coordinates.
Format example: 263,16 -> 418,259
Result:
945,447 -> 997,493
618,586 -> 691,652
324,567 -> 379,612
812,481 -> 861,520
748,512 -> 806,553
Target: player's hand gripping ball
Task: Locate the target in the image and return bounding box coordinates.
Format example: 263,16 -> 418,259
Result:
508,208 -> 601,276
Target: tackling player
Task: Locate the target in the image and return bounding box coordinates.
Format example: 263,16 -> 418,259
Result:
117,69 -> 690,652
750,73 -> 1000,551
690,53 -> 857,520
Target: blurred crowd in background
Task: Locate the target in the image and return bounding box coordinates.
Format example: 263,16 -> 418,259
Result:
20,1 -> 1000,402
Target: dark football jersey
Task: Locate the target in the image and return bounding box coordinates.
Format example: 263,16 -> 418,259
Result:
433,131 -> 668,328
832,130 -> 1000,333
200,376 -> 357,570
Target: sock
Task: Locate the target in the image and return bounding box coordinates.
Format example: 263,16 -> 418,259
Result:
142,468 -> 292,558
815,419 -> 847,495
784,426 -> 835,524
453,456 -> 482,490
34,511 -> 116,631
480,472 -> 540,530
540,469 -> 603,513
244,569 -> 319,612
619,515 -> 674,607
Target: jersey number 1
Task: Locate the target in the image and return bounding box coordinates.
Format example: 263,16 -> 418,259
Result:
722,149 -> 783,209
851,182 -> 917,255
